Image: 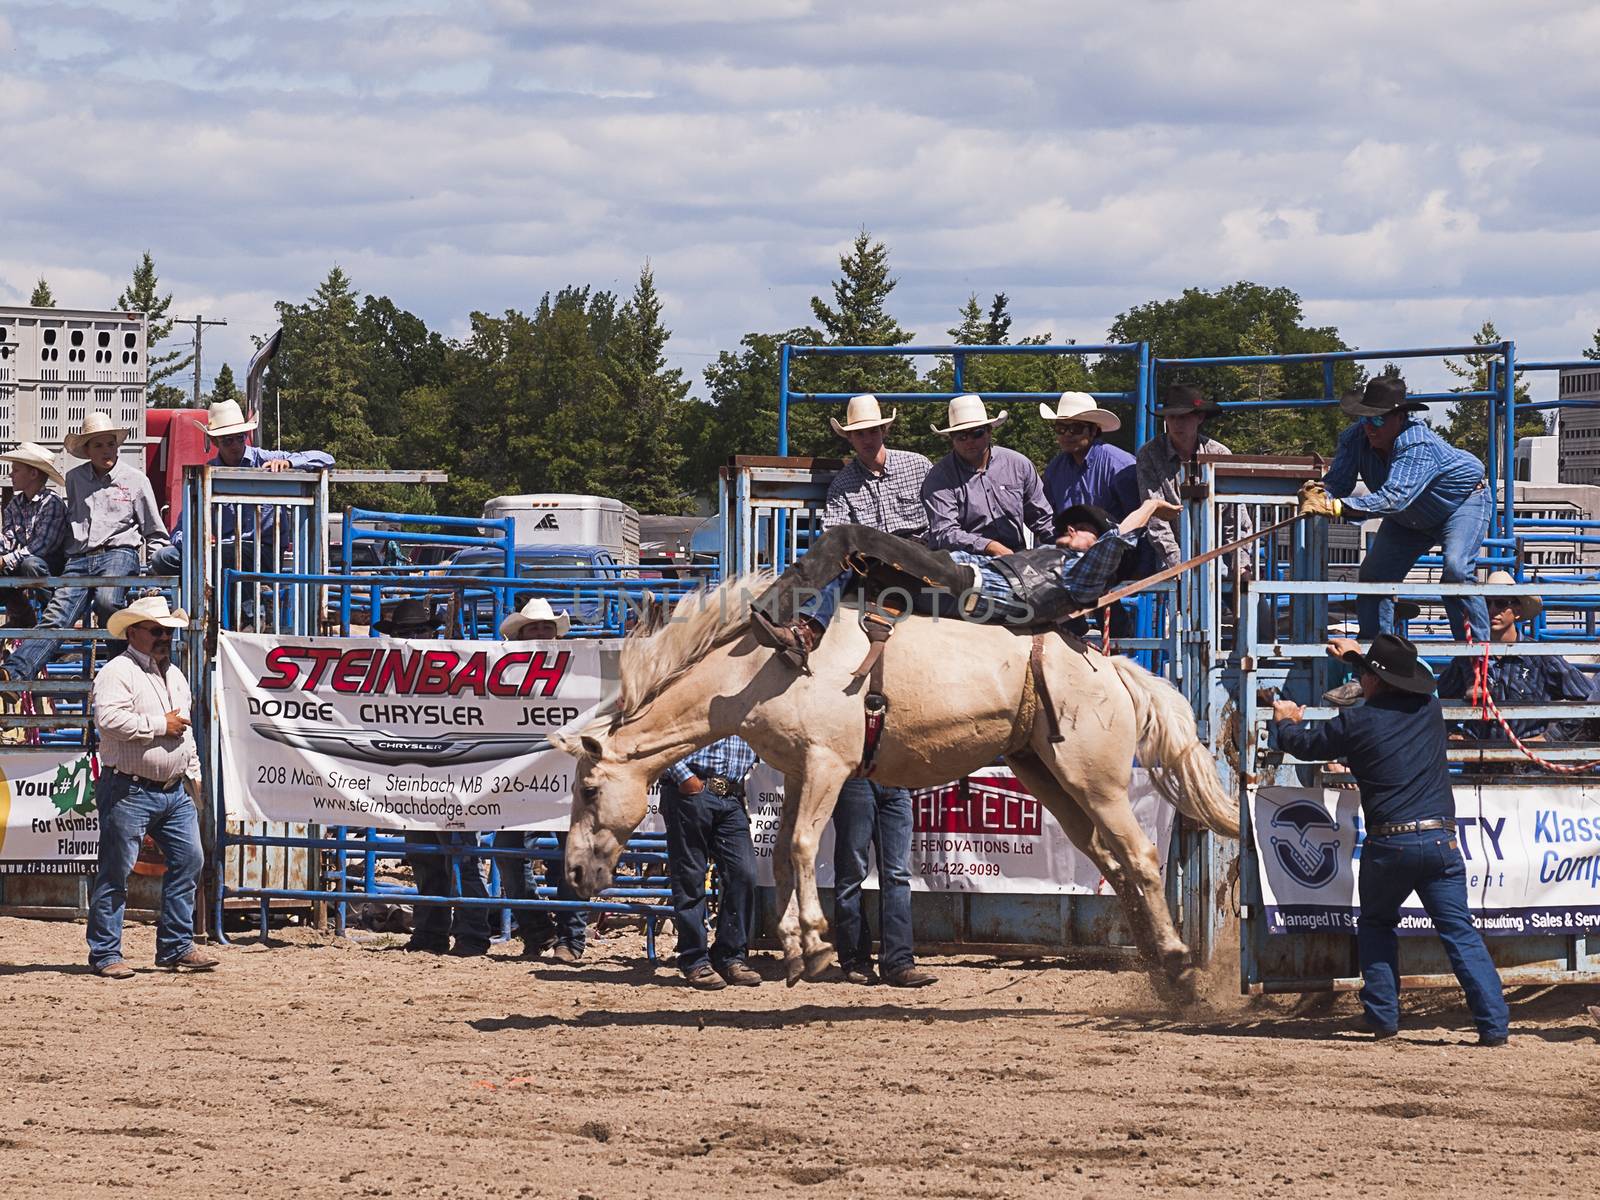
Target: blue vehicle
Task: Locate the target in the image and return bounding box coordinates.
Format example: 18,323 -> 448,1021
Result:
439,543 -> 620,632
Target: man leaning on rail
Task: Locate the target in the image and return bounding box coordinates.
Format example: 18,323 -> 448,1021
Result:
1271,634 -> 1510,1045
1298,377 -> 1491,706
88,595 -> 216,978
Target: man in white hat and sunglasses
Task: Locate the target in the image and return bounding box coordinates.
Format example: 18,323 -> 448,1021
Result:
0,443 -> 68,627
87,595 -> 216,977
922,394 -> 1053,557
3,414 -> 171,684
1040,391 -> 1139,523
1435,572 -> 1597,753
151,399 -> 334,575
493,597 -> 589,961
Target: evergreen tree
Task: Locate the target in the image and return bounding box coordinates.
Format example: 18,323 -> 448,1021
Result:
208,362 -> 241,407
605,264 -> 695,514
1441,320 -> 1543,459
29,278 -> 55,307
115,251 -> 191,406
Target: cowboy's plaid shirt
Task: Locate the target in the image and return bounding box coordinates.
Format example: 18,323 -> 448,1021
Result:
823,449 -> 933,540
662,737 -> 759,791
1,489 -> 67,571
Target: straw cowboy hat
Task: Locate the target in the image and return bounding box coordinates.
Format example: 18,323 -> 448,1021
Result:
499,596 -> 571,639
204,398 -> 258,437
1038,391 -> 1120,433
63,412 -> 130,458
931,394 -> 1008,436
1339,376 -> 1428,419
829,394 -> 897,437
106,594 -> 189,640
0,442 -> 66,488
1484,570 -> 1541,621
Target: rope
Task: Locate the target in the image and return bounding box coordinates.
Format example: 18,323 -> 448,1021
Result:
1464,634 -> 1600,774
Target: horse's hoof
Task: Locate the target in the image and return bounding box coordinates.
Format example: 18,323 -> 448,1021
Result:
784,958 -> 805,987
803,949 -> 838,981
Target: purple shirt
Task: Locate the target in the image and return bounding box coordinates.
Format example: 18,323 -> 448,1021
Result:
1042,440 -> 1139,521
922,445 -> 1054,554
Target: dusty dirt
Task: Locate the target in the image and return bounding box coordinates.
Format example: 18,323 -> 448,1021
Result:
3,914 -> 1599,1199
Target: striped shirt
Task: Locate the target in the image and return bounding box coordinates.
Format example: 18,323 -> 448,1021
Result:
1323,420 -> 1484,531
662,736 -> 759,790
1,488 -> 68,571
823,449 -> 932,538
93,645 -> 200,784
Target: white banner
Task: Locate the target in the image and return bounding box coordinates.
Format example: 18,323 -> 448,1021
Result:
1253,784 -> 1600,937
0,749 -> 101,873
217,632 -> 620,831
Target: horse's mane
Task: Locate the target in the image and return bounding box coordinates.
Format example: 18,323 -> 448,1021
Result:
612,570 -> 773,722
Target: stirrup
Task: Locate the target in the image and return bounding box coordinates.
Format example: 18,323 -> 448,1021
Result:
749,609 -> 814,673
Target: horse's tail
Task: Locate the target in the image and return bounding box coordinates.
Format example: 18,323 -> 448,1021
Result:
1108,655 -> 1240,838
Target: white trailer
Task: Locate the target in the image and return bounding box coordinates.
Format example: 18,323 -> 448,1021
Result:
481,493 -> 641,564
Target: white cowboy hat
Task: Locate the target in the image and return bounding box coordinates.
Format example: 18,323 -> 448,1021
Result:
930,394 -> 1008,436
829,394 -> 897,437
1484,570 -> 1541,621
63,412 -> 130,459
204,398 -> 258,437
1038,391 -> 1121,433
499,596 -> 571,639
107,594 -> 189,640
0,442 -> 66,488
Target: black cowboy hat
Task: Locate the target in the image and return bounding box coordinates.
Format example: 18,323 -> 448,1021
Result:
1054,503 -> 1115,539
1339,632 -> 1437,695
1339,376 -> 1428,419
373,597 -> 440,635
1152,384 -> 1220,418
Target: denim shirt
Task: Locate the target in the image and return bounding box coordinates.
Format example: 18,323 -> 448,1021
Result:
1323,420 -> 1484,531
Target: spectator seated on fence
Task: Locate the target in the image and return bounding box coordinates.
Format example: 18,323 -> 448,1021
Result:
921,395 -> 1054,558
0,415 -> 171,683
0,443 -> 68,628
1135,386 -> 1237,570
383,598 -> 496,955
151,399 -> 335,575
1040,391 -> 1139,523
1435,572 -> 1594,751
750,497 -> 1178,670
493,597 -> 589,963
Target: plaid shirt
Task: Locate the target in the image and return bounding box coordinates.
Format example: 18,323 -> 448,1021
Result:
957,527 -> 1141,617
1323,420 -> 1484,531
823,449 -> 932,538
1,488 -> 67,571
662,736 -> 759,790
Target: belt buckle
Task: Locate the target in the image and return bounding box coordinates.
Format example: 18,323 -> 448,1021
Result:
704,775 -> 731,798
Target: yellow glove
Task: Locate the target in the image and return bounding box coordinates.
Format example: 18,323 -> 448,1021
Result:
1296,480 -> 1342,519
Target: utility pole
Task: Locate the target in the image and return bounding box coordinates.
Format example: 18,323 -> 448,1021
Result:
183,315 -> 228,407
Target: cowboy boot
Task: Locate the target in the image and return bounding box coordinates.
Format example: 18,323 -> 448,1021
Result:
749,609 -> 823,672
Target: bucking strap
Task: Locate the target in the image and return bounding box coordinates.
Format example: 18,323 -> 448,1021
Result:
854,610 -> 896,777
1029,632 -> 1065,744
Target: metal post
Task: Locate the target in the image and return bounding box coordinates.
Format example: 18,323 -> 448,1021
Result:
1503,341 -> 1517,541
777,342 -> 791,456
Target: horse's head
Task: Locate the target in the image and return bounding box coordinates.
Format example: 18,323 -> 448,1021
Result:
554,726 -> 650,899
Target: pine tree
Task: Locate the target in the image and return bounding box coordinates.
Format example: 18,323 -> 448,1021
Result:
208,362 -> 241,407
1441,320 -> 1543,459
605,264 -> 695,514
115,251 -> 191,406
29,278 -> 55,307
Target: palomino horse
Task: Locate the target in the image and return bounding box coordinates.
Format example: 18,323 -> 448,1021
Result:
553,574 -> 1239,999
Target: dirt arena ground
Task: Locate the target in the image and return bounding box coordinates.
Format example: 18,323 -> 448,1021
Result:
3,915 -> 1598,1199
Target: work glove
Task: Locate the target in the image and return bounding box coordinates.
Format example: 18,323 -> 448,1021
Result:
1297,480 -> 1342,519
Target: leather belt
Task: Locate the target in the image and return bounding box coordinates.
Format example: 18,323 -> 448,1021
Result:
1368,818 -> 1454,839
108,768 -> 184,791
699,773 -> 743,799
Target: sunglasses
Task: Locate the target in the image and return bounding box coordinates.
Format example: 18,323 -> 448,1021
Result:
1361,414 -> 1389,429
1055,421 -> 1096,436
951,428 -> 990,442
1487,597 -> 1519,612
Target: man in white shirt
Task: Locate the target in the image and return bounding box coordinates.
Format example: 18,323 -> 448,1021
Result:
87,595 -> 216,978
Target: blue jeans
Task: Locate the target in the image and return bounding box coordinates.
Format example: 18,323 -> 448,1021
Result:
661,780 -> 756,973
494,830 -> 588,951
87,771 -> 205,968
405,832 -> 492,951
6,547 -> 140,681
1357,489 -> 1491,642
1356,829 -> 1510,1039
831,778 -> 917,973
0,554 -> 51,624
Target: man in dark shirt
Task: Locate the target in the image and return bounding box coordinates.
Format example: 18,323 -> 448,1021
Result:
1272,633 -> 1509,1045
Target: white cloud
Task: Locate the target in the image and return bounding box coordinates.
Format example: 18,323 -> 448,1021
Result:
2,0 -> 1599,409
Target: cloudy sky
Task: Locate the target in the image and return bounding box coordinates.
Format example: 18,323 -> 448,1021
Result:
4,0 -> 1599,402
